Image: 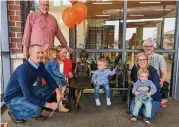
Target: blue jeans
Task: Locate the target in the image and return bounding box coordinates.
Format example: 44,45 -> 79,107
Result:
132,98 -> 152,118
94,83 -> 110,99
130,98 -> 160,119
6,85 -> 53,120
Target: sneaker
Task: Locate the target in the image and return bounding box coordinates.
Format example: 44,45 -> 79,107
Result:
95,98 -> 101,106
131,116 -> 137,121
144,117 -> 151,124
160,101 -> 167,108
106,98 -> 111,106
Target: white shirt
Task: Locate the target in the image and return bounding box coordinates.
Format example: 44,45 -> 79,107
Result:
59,63 -> 64,73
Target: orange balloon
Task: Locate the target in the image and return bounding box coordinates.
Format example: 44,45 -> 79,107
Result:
69,0 -> 75,4
62,7 -> 76,28
72,2 -> 87,24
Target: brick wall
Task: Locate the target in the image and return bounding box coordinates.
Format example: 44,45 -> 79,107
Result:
8,0 -> 24,53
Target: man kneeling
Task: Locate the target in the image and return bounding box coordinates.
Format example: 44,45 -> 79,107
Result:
3,44 -> 63,123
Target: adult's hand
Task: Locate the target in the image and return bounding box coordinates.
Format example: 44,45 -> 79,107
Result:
55,88 -> 64,101
23,47 -> 29,59
69,72 -> 73,78
66,47 -> 73,54
45,102 -> 58,109
160,79 -> 164,87
137,86 -> 149,92
146,92 -> 152,97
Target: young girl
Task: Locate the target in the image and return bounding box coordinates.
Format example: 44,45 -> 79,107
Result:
43,47 -> 69,112
74,50 -> 91,110
56,45 -> 73,112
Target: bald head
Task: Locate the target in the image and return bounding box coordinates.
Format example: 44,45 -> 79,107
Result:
29,44 -> 43,64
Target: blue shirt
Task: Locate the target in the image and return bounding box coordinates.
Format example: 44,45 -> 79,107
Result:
132,80 -> 157,96
45,60 -> 65,86
92,69 -> 116,85
3,61 -> 58,107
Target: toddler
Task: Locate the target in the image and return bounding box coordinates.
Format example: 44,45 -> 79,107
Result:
92,58 -> 116,106
131,68 -> 157,124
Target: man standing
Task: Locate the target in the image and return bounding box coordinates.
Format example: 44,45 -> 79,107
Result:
4,44 -> 63,123
22,0 -> 72,58
143,38 -> 168,107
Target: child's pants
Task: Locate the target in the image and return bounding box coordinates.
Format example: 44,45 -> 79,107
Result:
94,83 -> 110,99
132,99 -> 152,118
60,86 -> 66,105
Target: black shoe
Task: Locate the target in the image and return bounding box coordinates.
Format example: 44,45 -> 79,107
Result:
8,110 -> 26,123
43,107 -> 57,112
131,115 -> 137,121
74,104 -> 82,111
144,117 -> 151,124
35,115 -> 46,121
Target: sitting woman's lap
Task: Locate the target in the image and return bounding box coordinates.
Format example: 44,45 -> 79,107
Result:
130,98 -> 160,119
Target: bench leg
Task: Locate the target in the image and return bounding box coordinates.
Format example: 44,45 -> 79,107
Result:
68,87 -> 72,109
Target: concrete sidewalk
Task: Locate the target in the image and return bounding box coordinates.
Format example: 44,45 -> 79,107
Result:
1,94 -> 179,127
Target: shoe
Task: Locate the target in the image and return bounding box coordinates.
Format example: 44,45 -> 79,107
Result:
8,110 -> 26,123
131,116 -> 137,121
35,115 -> 46,121
58,105 -> 69,112
106,98 -> 111,106
160,101 -> 167,108
95,98 -> 101,106
74,104 -> 82,111
144,117 -> 151,124
43,107 -> 58,112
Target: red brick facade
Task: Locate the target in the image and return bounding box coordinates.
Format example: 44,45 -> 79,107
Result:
8,0 -> 23,53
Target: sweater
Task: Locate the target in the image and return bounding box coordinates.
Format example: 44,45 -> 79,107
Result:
3,61 -> 58,107
92,69 -> 116,85
132,80 -> 157,96
130,65 -> 161,101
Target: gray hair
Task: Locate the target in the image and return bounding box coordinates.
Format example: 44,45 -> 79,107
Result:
143,38 -> 157,48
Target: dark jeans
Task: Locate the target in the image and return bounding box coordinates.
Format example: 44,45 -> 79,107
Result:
161,81 -> 169,99
6,85 -> 54,120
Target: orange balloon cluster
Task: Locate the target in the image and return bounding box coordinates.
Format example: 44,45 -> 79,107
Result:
69,0 -> 75,4
62,1 -> 87,28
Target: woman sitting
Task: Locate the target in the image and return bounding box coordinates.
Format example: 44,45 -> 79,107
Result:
130,53 -> 161,119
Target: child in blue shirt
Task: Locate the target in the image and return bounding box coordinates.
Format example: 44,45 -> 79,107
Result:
43,47 -> 69,112
43,48 -> 65,88
92,58 -> 116,106
131,68 -> 157,124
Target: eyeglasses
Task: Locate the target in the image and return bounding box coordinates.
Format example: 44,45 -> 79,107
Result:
40,4 -> 49,7
138,59 -> 147,62
144,45 -> 153,48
